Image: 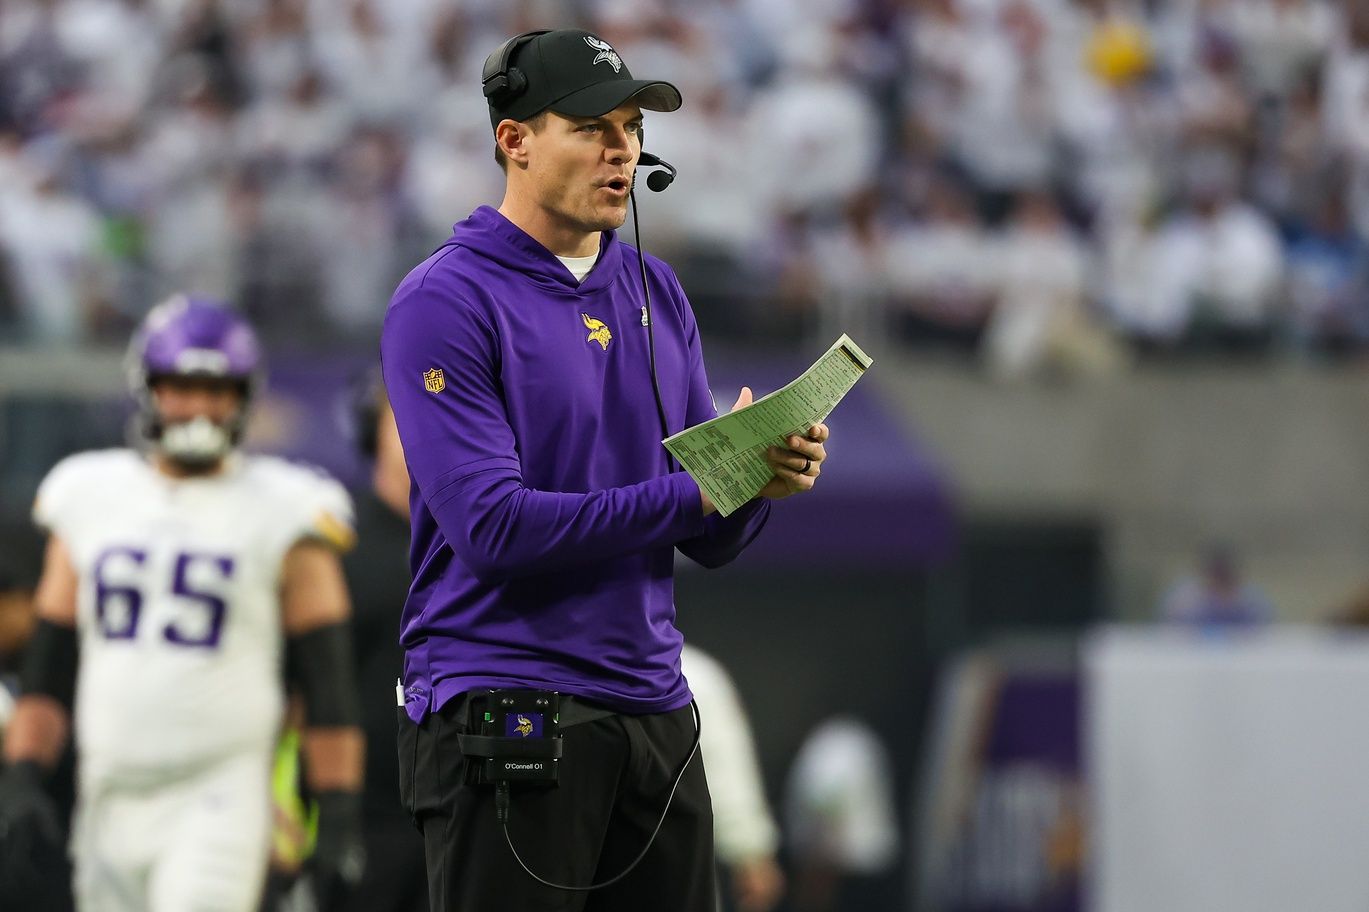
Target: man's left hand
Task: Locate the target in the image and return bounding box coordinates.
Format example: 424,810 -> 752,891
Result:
760,423 -> 829,500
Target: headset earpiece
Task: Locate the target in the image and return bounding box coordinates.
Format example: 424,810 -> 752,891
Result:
481,30 -> 549,106
484,66 -> 526,104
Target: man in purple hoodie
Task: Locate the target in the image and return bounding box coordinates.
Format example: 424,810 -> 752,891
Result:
381,28 -> 830,911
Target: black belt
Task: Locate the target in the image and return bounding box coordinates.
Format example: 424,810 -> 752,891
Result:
445,690 -> 617,729
556,695 -> 617,729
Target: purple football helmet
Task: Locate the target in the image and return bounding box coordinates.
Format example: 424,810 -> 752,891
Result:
127,295 -> 263,466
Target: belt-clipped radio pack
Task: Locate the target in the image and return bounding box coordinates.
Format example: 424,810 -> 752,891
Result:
456,689 -> 563,784
454,687 -> 702,893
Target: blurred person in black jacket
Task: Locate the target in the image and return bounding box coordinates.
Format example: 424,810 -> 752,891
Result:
338,373 -> 428,912
0,519 -> 75,911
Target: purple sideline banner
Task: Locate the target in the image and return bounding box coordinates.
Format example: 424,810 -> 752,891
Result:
916,654 -> 1083,912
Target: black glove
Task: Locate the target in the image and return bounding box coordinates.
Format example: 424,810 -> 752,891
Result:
306,790 -> 366,911
0,761 -> 62,873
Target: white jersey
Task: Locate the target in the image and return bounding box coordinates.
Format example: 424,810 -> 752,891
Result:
33,449 -> 354,789
680,645 -> 779,863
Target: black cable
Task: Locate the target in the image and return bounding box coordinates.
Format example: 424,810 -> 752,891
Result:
497,700 -> 701,892
629,185 -> 672,451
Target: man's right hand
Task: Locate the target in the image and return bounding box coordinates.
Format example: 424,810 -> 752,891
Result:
0,760 -> 62,861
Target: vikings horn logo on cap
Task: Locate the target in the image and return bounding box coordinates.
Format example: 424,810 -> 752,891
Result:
585,36 -> 623,73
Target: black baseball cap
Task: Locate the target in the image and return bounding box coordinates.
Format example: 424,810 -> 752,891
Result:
484,29 -> 683,130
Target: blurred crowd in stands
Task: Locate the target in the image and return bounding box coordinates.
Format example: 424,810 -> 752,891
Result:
1,0 -> 1367,376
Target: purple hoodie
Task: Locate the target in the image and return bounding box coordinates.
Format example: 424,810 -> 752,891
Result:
382,206 -> 770,723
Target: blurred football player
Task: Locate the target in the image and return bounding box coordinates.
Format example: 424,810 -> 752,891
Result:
0,296 -> 365,912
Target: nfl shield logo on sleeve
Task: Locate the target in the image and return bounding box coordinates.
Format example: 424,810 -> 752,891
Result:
423,368 -> 445,393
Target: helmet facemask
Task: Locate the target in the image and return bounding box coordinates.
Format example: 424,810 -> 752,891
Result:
140,375 -> 252,472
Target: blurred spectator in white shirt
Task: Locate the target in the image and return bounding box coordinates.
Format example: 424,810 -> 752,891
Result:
784,716 -> 899,912
682,644 -> 784,912
885,173 -> 998,351
141,69 -> 237,303
949,0 -> 1057,213
403,74 -> 504,242
747,26 -> 880,218
1172,18 -> 1256,147
51,0 -> 163,120
0,145 -> 107,342
983,188 -> 1122,379
1319,9 -> 1369,159
901,0 -> 978,150
140,59 -> 236,191
237,0 -> 312,101
1224,0 -> 1338,102
311,0 -> 427,125
1118,145 -> 1284,350
640,76 -> 768,256
1321,6 -> 1369,240
314,126 -> 419,336
809,185 -> 897,349
236,68 -> 352,174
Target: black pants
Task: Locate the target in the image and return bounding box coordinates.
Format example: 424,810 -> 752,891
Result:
339,818 -> 429,912
398,696 -> 715,912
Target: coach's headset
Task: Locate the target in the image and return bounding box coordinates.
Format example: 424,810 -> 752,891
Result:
479,32 -> 699,895
482,31 -> 677,190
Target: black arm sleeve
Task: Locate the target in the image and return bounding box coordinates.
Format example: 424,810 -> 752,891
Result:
19,619 -> 78,711
285,622 -> 361,728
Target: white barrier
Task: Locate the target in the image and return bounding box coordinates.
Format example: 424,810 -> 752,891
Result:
1086,626 -> 1369,912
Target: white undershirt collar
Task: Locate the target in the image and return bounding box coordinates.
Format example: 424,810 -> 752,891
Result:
555,251 -> 600,283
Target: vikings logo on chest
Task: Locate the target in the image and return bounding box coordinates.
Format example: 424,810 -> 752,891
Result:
582,313 -> 613,350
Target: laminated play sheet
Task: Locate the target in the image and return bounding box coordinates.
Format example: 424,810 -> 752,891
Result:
664,334 -> 874,517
